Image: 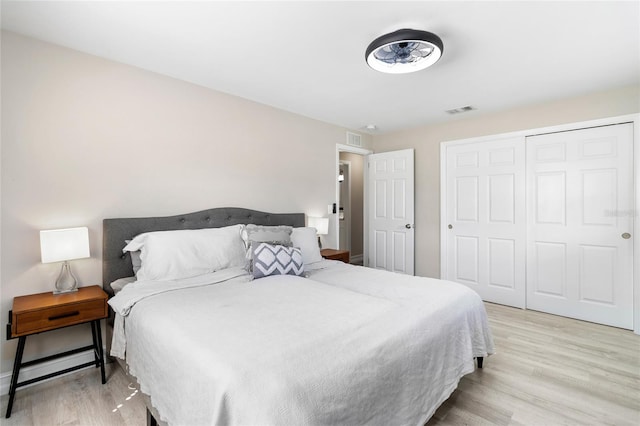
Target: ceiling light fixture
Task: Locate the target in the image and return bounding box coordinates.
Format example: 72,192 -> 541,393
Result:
446,105 -> 476,115
365,29 -> 444,74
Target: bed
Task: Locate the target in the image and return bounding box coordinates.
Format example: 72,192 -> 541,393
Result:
102,207 -> 494,426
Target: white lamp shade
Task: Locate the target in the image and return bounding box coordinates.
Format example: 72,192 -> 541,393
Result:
308,217 -> 329,235
40,227 -> 90,263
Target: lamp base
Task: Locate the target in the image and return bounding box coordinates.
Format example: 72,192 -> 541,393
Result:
53,261 -> 78,294
53,288 -> 79,295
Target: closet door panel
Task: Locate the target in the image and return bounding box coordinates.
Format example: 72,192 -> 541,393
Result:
526,123 -> 634,329
444,137 -> 526,308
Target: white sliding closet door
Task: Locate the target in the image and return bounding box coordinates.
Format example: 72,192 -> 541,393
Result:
526,123 -> 634,329
443,137 -> 526,307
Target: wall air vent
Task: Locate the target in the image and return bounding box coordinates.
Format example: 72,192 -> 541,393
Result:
446,105 -> 476,115
346,132 -> 362,147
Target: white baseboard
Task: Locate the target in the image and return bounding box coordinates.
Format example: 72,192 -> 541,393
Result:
350,254 -> 363,264
0,348 -> 99,395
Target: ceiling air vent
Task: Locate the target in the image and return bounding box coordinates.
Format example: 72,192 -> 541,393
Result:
346,132 -> 362,147
446,105 -> 476,115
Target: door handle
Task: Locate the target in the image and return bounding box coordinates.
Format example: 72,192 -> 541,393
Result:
622,232 -> 631,239
405,224 -> 414,229
448,224 -> 453,229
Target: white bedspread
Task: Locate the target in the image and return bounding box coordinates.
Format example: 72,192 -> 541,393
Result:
109,263 -> 494,426
109,267 -> 249,358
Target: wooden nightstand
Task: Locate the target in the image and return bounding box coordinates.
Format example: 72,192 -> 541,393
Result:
321,248 -> 350,264
5,285 -> 108,418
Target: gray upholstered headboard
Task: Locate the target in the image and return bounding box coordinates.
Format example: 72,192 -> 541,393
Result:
102,207 -> 305,297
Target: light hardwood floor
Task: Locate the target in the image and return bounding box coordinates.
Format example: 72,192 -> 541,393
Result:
2,303 -> 639,425
428,303 -> 640,425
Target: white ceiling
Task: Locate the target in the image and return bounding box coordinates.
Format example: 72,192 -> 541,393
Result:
2,1 -> 639,134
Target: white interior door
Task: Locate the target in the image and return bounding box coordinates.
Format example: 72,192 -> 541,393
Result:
526,123 -> 634,329
443,137 -> 526,307
367,149 -> 415,275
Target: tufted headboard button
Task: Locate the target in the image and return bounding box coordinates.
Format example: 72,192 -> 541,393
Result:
205,217 -> 211,222
180,218 -> 186,223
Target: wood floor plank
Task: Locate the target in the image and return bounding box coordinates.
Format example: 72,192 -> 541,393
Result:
427,303 -> 640,426
1,302 -> 638,425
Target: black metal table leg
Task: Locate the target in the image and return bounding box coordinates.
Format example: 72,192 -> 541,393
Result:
6,336 -> 26,418
91,322 -> 99,367
90,321 -> 100,368
147,407 -> 159,426
94,320 -> 106,384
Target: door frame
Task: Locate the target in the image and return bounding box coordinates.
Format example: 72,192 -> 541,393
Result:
440,113 -> 640,335
336,144 -> 373,265
338,160 -> 352,252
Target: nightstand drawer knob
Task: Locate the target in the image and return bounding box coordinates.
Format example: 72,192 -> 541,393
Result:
48,311 -> 80,321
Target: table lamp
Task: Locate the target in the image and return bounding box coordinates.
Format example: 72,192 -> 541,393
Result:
307,217 -> 329,248
40,227 -> 90,294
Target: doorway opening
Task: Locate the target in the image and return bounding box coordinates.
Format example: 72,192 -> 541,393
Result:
336,144 -> 372,265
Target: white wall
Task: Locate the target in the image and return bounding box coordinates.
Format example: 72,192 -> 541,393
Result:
0,32 -> 371,374
373,84 -> 640,278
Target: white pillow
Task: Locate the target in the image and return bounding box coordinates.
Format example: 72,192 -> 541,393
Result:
110,276 -> 136,294
124,240 -> 142,276
123,225 -> 246,281
291,227 -> 323,265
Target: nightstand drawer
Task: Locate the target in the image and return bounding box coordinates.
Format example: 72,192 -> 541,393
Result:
13,299 -> 107,337
320,249 -> 350,263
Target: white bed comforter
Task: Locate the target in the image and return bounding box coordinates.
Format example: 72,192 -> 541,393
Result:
109,262 -> 494,426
